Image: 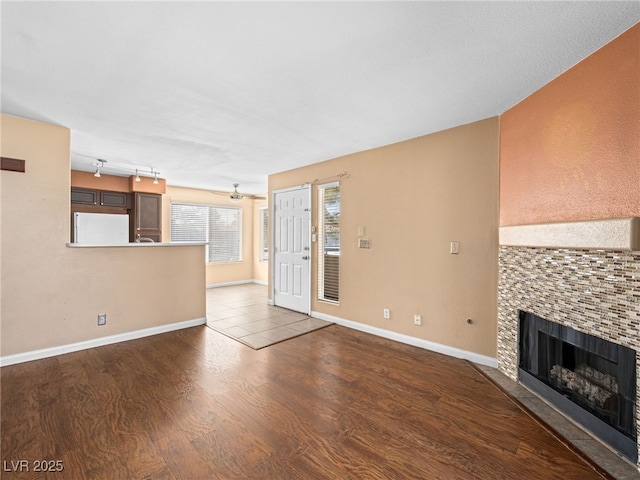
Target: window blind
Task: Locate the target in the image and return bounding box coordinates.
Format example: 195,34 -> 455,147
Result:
318,183 -> 340,302
170,203 -> 242,263
260,207 -> 269,261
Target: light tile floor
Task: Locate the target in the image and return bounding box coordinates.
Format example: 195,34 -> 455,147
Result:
206,283 -> 331,349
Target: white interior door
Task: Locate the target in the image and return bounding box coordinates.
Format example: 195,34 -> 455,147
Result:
273,185 -> 310,313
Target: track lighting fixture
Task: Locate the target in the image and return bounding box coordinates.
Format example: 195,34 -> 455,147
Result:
87,159 -> 160,184
94,159 -> 106,177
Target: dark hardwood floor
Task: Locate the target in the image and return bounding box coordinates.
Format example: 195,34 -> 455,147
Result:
1,323 -> 612,479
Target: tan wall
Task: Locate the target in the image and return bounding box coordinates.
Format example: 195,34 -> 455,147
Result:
269,118 -> 499,357
1,114 -> 205,358
162,185 -> 263,286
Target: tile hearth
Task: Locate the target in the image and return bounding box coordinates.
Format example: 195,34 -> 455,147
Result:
477,364 -> 640,480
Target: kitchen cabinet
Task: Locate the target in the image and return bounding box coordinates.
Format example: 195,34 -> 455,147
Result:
71,188 -> 131,208
100,191 -> 130,208
71,188 -> 98,205
131,192 -> 162,242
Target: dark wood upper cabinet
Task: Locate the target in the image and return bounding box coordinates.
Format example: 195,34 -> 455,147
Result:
72,188 -> 131,209
100,191 -> 131,208
71,188 -> 98,205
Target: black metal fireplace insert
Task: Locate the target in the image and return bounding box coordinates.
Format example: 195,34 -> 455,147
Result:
518,310 -> 637,463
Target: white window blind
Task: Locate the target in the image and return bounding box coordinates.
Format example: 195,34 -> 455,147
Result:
260,207 -> 269,261
170,203 -> 242,263
318,182 -> 340,302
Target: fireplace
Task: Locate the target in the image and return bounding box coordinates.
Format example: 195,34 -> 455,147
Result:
518,310 -> 637,462
497,240 -> 640,470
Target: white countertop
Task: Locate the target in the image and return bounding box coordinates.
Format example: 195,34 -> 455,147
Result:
66,242 -> 206,248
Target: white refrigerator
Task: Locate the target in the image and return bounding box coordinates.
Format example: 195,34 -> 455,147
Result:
74,212 -> 129,245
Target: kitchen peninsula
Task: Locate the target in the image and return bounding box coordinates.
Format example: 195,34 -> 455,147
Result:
1,114 -> 206,366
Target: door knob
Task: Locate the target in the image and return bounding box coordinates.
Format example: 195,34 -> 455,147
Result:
302,256 -> 309,260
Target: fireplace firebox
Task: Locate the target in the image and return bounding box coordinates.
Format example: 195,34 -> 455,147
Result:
518,310 -> 637,462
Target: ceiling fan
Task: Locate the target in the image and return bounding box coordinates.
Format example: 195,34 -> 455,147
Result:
210,183 -> 266,202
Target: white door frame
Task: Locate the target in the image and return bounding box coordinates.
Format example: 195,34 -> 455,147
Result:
271,184 -> 312,314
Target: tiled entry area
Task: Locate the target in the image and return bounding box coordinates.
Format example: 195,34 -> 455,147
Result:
206,283 -> 332,349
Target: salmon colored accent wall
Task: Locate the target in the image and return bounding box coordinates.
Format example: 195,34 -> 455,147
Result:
71,170 -> 166,194
71,169 -> 130,192
129,175 -> 166,194
500,24 -> 640,226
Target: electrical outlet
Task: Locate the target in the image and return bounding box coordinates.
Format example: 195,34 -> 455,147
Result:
97,313 -> 107,326
414,314 -> 422,326
383,308 -> 390,319
450,241 -> 460,254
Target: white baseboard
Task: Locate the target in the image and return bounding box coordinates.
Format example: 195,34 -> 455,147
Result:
207,279 -> 267,289
0,317 -> 207,367
311,311 -> 498,368
266,299 -> 275,306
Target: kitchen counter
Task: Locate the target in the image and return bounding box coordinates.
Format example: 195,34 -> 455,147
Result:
66,242 -> 206,248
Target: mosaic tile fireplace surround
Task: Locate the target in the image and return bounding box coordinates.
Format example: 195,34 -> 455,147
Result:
497,245 -> 640,468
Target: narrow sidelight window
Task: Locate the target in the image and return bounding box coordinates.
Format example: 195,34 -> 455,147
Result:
259,207 -> 269,261
318,182 -> 340,302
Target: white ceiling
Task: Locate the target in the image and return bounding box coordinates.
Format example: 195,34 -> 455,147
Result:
2,2 -> 639,194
